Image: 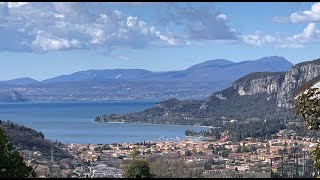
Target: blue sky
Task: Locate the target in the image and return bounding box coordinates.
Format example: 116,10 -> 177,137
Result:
0,2 -> 320,80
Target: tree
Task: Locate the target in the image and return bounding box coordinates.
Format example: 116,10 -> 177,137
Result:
295,86 -> 320,171
185,150 -> 192,156
97,155 -> 101,161
295,87 -> 320,131
0,128 -> 36,178
236,145 -> 242,153
131,149 -> 140,159
124,159 -> 152,178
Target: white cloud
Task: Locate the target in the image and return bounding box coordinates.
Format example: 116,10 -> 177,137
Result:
0,2 -> 182,53
287,23 -> 320,44
7,2 -> 29,8
216,13 -> 228,21
290,2 -> 320,23
31,30 -> 82,52
242,23 -> 320,48
241,31 -> 276,46
127,16 -> 138,27
87,28 -> 106,45
155,31 -> 177,45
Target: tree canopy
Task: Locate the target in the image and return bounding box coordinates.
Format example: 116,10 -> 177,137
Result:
0,127 -> 36,178
295,86 -> 320,171
124,159 -> 152,178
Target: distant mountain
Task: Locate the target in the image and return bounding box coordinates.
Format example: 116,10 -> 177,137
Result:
0,90 -> 29,102
41,56 -> 293,83
0,56 -> 293,101
43,69 -> 153,83
1,77 -> 38,85
254,56 -> 294,72
187,59 -> 235,70
147,56 -> 292,82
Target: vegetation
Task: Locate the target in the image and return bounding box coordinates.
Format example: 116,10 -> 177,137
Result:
185,118 -> 287,142
124,159 -> 153,178
149,155 -> 203,178
295,87 -> 320,131
0,127 -> 36,178
294,86 -> 320,171
0,120 -> 72,161
96,71 -> 296,126
223,118 -> 287,142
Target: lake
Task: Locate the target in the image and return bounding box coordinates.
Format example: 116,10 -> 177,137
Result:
0,101 -> 208,144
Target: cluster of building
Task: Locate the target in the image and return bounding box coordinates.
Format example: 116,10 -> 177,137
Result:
21,128 -> 317,178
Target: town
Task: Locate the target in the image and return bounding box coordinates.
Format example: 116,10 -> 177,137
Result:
23,128 -> 317,178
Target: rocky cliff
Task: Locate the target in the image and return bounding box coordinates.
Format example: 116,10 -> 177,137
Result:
232,72 -> 284,96
277,59 -> 320,109
207,58 -> 320,111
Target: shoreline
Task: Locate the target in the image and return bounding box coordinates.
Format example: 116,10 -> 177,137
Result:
61,136 -> 208,146
96,120 -> 214,129
0,99 -> 159,104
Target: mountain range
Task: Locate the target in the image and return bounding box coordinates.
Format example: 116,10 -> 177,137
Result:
0,56 -> 292,102
4,56 -> 292,84
95,57 -> 320,125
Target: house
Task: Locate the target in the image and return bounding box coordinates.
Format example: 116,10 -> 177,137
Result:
90,164 -> 124,178
226,164 -> 249,172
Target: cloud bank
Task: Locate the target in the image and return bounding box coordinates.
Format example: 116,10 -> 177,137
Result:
1,2 -> 319,53
0,2 -> 185,53
291,2 -> 320,23
0,2 -> 240,53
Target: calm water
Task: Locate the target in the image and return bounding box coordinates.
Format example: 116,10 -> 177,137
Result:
0,101 -> 207,144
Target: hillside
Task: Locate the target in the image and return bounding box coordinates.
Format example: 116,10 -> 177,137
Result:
0,120 -> 72,161
0,78 -> 38,85
0,90 -> 29,102
96,58 -> 320,125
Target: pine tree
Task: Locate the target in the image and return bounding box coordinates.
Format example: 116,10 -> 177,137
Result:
0,128 -> 36,178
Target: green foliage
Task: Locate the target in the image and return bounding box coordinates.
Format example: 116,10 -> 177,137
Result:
185,150 -> 192,156
0,128 -> 36,178
295,86 -> 320,172
223,118 -> 286,142
125,159 -> 152,178
295,88 -> 320,131
310,140 -> 320,171
131,149 -> 140,159
97,77 -> 296,126
149,156 -> 202,178
0,120 -> 72,161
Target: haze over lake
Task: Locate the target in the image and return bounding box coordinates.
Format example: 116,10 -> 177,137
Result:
0,101 -> 208,144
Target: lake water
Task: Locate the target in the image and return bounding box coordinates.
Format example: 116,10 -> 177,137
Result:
0,101 -> 208,144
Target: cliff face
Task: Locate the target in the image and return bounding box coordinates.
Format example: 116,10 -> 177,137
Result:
216,59 -> 320,110
232,72 -> 284,96
277,60 -> 320,109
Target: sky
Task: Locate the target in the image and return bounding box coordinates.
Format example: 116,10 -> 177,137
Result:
1,2 -> 320,80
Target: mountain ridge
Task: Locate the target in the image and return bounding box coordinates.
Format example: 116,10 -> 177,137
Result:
0,56 -> 293,101
2,56 -> 292,84
42,56 -> 292,83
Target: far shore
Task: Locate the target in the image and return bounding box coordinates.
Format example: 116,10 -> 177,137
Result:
96,120 -> 215,129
